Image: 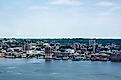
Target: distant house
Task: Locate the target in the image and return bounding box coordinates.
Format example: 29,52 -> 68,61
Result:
111,53 -> 121,62
61,52 -> 70,60
72,52 -> 81,61
90,53 -> 110,61
0,52 -> 5,58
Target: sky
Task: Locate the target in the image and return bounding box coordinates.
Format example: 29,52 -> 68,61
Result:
0,0 -> 121,39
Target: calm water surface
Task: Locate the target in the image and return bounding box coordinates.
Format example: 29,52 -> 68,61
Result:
0,59 -> 121,80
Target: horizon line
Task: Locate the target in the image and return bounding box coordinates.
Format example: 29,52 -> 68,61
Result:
0,37 -> 121,39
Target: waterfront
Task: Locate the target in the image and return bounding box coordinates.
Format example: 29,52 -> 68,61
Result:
0,59 -> 121,80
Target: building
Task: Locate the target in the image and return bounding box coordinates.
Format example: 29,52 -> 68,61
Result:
73,42 -> 81,50
0,52 -> 5,58
61,52 -> 70,60
72,52 -> 81,61
44,45 -> 53,60
53,51 -> 62,60
89,39 -> 96,53
22,44 -> 31,51
111,52 -> 121,62
90,53 -> 110,61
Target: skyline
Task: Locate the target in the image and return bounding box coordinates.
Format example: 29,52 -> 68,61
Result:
0,0 -> 121,38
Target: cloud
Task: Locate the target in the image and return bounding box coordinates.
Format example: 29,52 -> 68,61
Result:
97,2 -> 121,15
111,6 -> 121,11
28,5 -> 54,14
28,6 -> 51,10
50,0 -> 82,6
96,1 -> 114,8
97,12 -> 111,16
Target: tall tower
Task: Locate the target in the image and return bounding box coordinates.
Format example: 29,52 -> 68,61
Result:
89,39 -> 93,46
93,38 -> 96,53
89,38 -> 96,53
45,45 -> 53,61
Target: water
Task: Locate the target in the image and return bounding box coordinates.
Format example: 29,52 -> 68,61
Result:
0,59 -> 121,80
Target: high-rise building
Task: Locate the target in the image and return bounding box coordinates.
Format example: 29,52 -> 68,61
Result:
89,39 -> 96,53
45,45 -> 53,60
93,39 -> 96,53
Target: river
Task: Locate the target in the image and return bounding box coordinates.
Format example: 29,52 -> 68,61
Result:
0,59 -> 121,80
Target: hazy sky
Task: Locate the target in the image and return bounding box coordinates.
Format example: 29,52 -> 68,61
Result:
0,0 -> 121,38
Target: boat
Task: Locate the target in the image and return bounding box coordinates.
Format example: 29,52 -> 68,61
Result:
72,57 -> 81,61
62,57 -> 69,60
